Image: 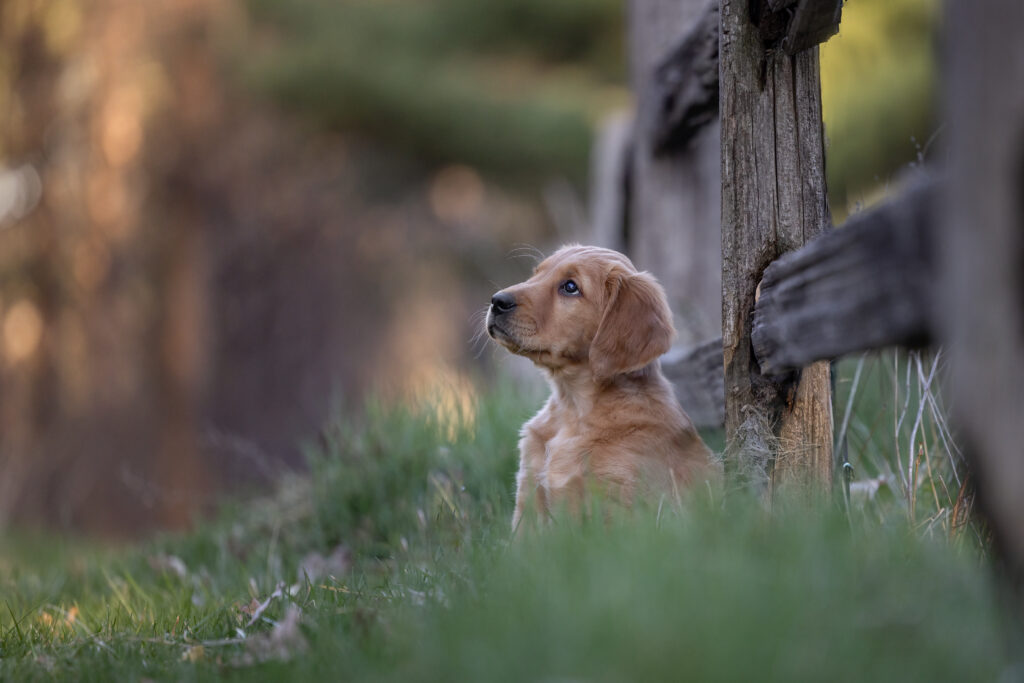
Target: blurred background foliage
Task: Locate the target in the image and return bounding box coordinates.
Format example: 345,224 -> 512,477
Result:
241,0 -> 626,184
0,0 -> 939,535
242,0 -> 938,201
821,0 -> 938,207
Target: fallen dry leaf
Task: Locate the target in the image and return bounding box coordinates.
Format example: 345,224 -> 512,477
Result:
242,583 -> 286,628
239,597 -> 261,618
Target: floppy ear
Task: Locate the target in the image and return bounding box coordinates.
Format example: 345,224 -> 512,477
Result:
589,270 -> 675,381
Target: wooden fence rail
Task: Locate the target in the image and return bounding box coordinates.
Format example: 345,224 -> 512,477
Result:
752,176 -> 935,375
663,175 -> 935,428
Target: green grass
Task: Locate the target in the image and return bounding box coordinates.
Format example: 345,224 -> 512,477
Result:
0,374 -> 1016,680
833,350 -> 974,536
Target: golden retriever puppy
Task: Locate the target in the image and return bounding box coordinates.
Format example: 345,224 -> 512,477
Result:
487,244 -> 717,528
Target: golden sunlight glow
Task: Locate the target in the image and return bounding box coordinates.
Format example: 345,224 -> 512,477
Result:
101,86 -> 144,167
3,298 -> 43,364
43,0 -> 83,54
373,259 -> 483,440
406,366 -> 478,441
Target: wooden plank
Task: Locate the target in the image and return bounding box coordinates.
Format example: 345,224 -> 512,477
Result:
648,0 -> 719,154
662,338 -> 724,428
939,0 -> 1024,589
720,0 -> 832,495
752,177 -> 935,375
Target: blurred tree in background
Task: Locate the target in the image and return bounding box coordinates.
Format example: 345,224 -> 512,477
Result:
821,0 -> 938,207
242,0 -> 624,184
0,0 -> 938,535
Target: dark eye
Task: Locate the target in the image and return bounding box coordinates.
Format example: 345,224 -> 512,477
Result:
559,279 -> 581,297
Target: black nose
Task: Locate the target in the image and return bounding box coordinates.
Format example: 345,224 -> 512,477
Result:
491,291 -> 517,314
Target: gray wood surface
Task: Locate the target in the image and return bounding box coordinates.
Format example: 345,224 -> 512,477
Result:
627,0 -> 721,345
648,1 -> 719,154
662,338 -> 724,429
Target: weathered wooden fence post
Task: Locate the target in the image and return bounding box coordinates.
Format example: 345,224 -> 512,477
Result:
719,1 -> 839,496
626,0 -> 721,345
940,0 -> 1024,585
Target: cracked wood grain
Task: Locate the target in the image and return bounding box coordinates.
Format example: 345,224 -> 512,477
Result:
720,0 -> 832,495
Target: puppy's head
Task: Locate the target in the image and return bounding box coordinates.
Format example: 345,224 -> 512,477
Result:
486,245 -> 674,381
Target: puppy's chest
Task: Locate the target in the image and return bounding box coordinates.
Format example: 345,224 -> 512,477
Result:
533,417 -> 634,494
539,427 -> 589,490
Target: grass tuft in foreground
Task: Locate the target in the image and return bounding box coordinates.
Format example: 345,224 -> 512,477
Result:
0,381 -> 1017,681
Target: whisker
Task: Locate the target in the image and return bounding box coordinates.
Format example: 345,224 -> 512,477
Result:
471,334 -> 491,360
467,305 -> 493,358
468,324 -> 486,343
506,252 -> 535,263
467,305 -> 490,326
506,243 -> 545,264
470,328 -> 493,359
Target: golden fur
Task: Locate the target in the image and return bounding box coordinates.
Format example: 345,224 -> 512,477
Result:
486,245 -> 718,528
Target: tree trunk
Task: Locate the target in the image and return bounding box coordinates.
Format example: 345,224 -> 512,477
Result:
627,0 -> 721,345
719,0 -> 833,496
939,0 -> 1024,584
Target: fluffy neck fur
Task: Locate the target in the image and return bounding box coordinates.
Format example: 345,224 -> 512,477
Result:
544,361 -> 661,418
